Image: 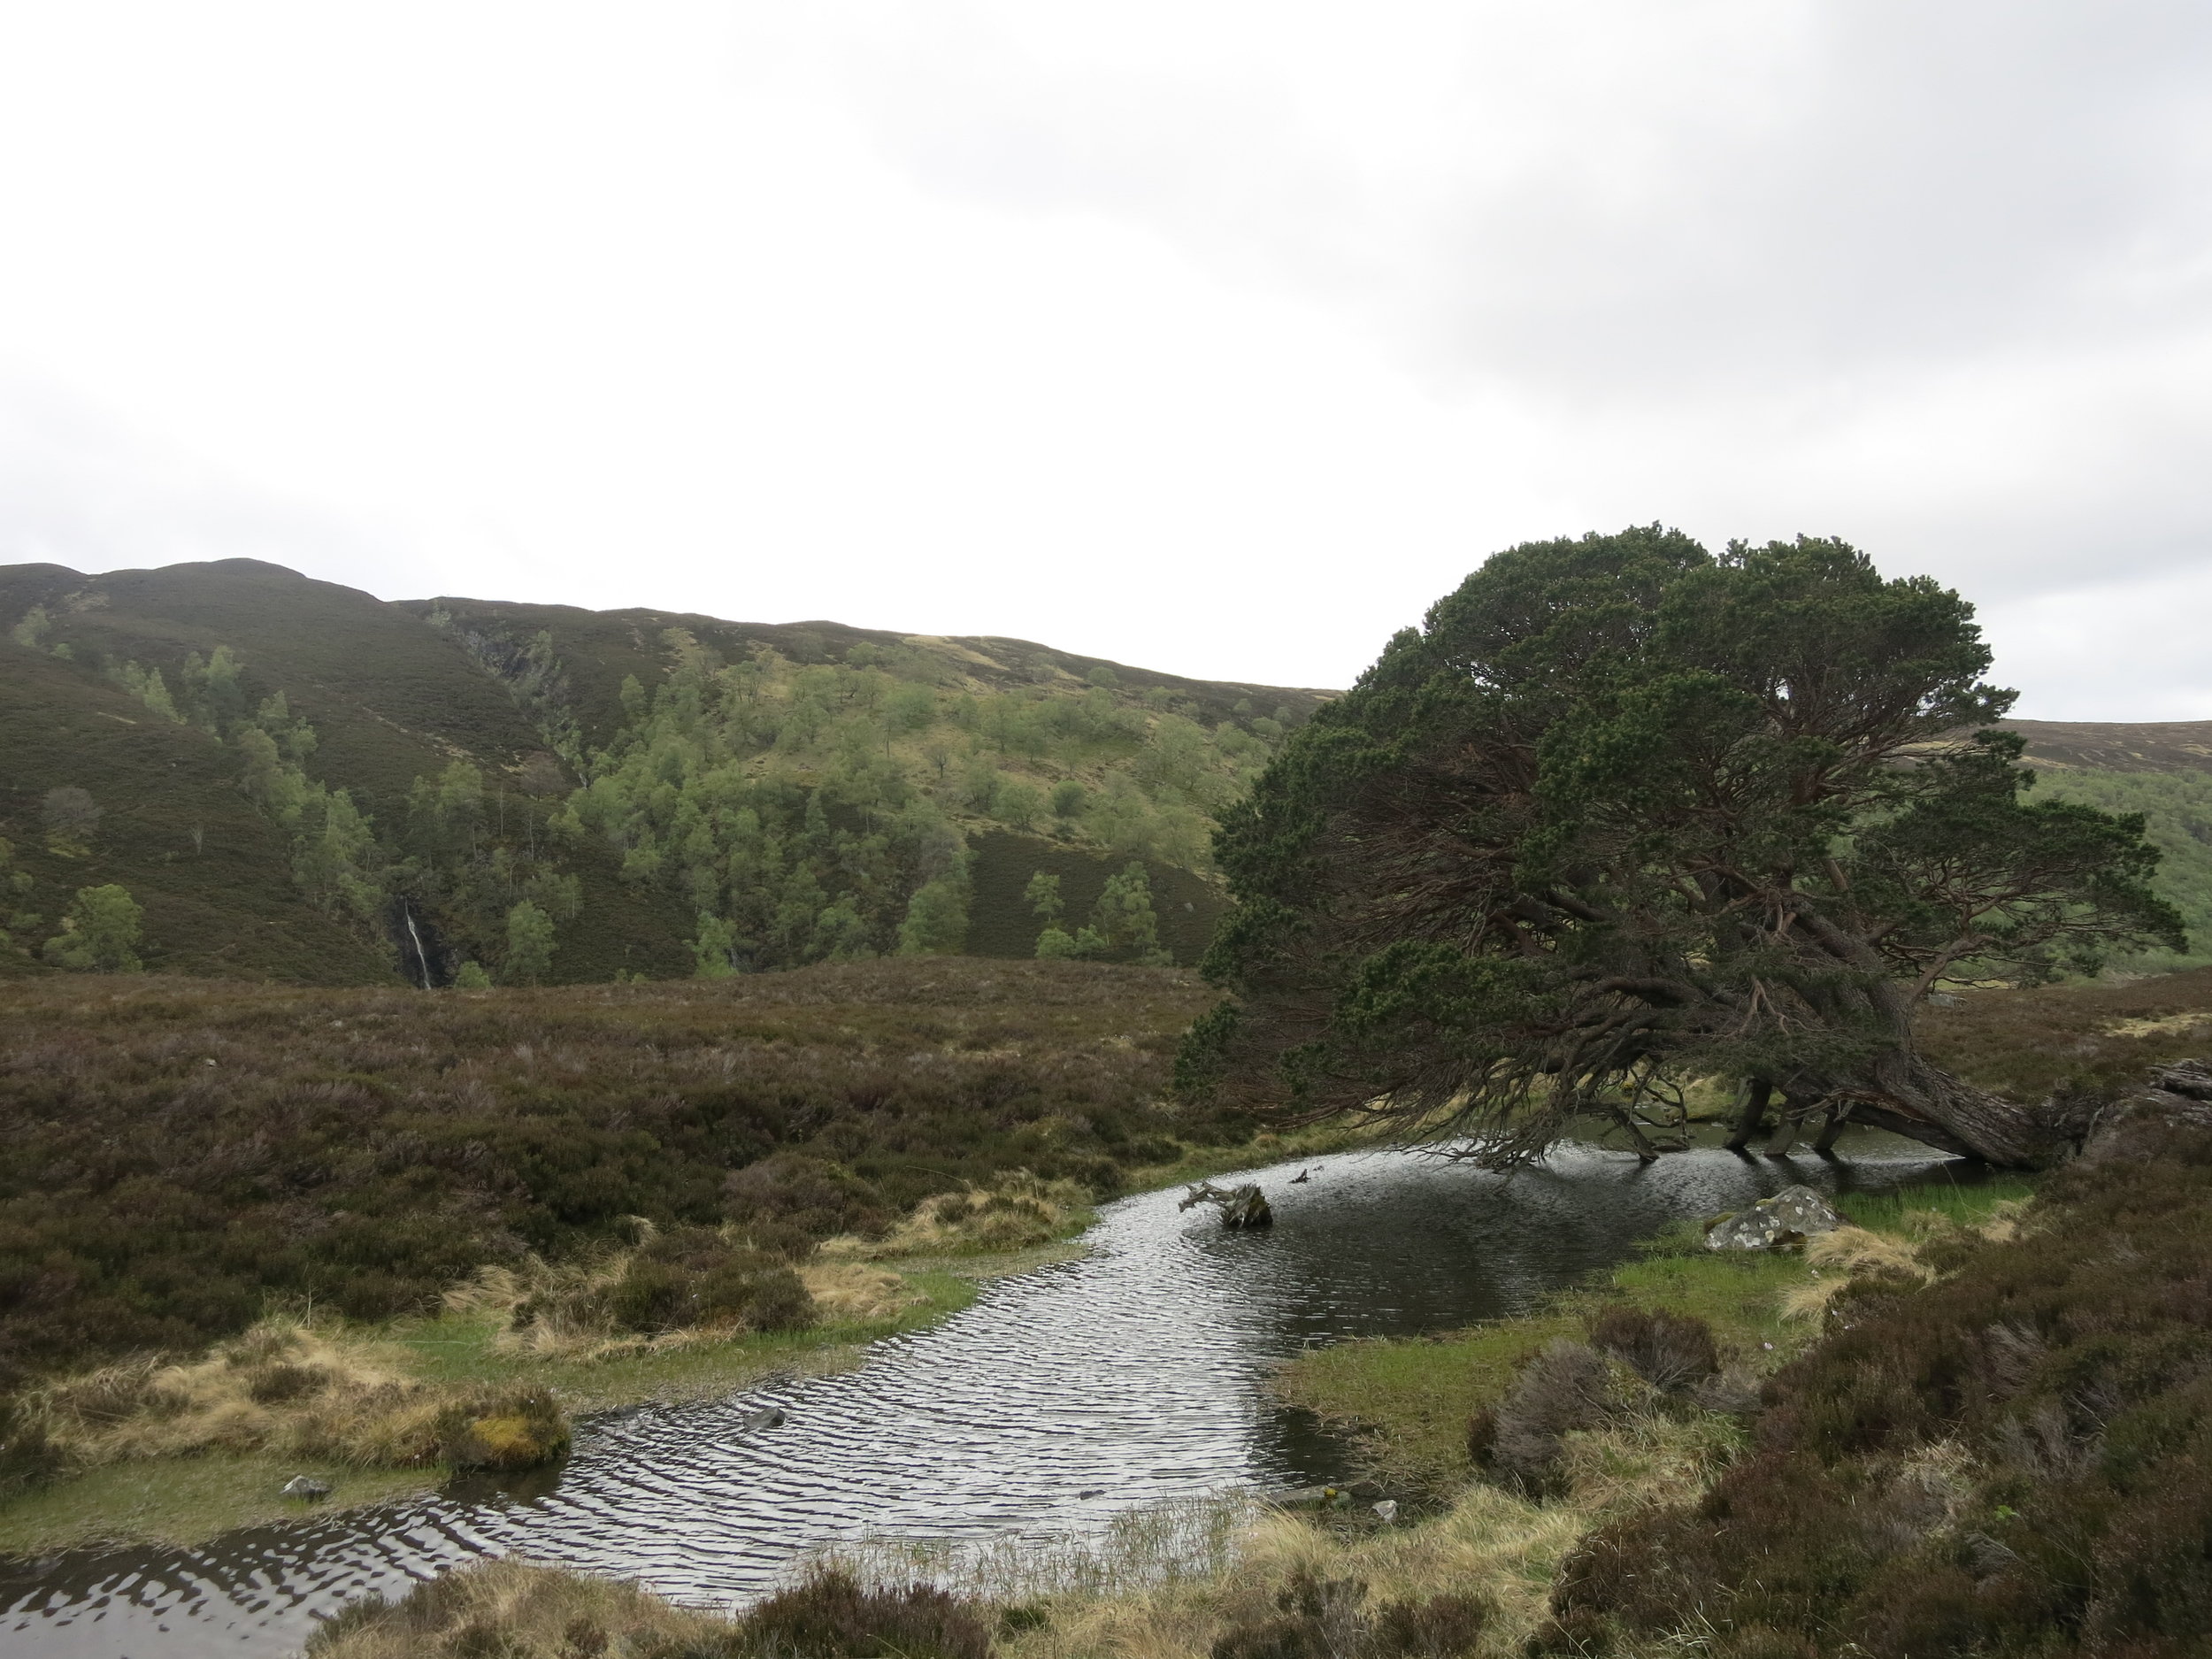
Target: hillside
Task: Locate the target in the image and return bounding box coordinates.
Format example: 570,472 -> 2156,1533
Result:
0,559 -> 1330,986
1999,719 -> 2212,972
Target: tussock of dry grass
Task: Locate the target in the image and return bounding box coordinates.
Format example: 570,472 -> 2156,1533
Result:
821,1171 -> 1091,1260
1779,1202 -> 2028,1324
800,1261 -> 928,1323
1780,1226 -> 1939,1322
810,1411 -> 1740,1659
20,1316 -> 565,1471
444,1218 -> 836,1362
982,1418 -> 1734,1659
303,1557 -> 737,1658
24,1317 -> 438,1466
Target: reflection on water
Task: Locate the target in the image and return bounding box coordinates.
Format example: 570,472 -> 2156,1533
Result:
4,1138 -> 1984,1657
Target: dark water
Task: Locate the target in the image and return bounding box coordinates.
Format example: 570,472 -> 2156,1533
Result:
4,1138 -> 1980,1657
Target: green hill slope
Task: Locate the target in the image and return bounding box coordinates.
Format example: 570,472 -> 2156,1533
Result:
2002,724 -> 2212,971
2,560 -> 1330,986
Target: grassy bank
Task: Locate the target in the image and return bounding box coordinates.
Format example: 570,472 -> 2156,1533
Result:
1277,1177 -> 2034,1494
0,1166 -> 1113,1556
0,1264 -> 987,1557
289,1164 -> 2046,1659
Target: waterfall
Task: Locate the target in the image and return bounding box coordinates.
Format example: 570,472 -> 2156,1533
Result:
402,905 -> 433,990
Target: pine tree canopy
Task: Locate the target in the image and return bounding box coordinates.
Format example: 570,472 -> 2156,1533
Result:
1179,527 -> 2185,1168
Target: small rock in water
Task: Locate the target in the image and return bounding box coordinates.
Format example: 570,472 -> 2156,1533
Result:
1703,1184 -> 1843,1252
1179,1180 -> 1273,1229
1079,1488 -> 1105,1499
1371,1500 -> 1399,1524
736,1405 -> 787,1433
280,1476 -> 333,1501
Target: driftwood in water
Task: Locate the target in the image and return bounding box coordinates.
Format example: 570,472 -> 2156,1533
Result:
1179,1180 -> 1273,1229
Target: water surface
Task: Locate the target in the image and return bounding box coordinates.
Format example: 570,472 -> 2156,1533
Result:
4,1138 -> 1981,1657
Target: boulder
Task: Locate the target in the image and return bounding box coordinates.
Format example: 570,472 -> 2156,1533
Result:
280,1475 -> 333,1501
1703,1184 -> 1843,1252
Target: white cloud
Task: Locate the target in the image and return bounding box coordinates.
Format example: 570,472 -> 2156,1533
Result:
0,2 -> 2206,707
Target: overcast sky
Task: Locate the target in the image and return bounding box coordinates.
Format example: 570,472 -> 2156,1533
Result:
1,4 -> 2208,715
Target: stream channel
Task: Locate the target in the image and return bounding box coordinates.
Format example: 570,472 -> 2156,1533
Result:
4,1136 -> 1989,1657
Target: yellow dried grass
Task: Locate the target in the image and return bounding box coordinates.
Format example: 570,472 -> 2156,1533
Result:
800,1262 -> 928,1323
821,1171 -> 1089,1260
22,1317 -> 445,1468
1780,1225 -> 1939,1322
303,1557 -> 733,1658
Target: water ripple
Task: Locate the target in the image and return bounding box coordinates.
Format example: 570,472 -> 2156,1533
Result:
3,1141 -> 1974,1657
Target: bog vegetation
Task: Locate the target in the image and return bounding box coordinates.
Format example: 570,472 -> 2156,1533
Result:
0,958 -> 1222,1398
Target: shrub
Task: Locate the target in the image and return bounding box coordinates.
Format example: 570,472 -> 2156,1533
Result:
1548,1077 -> 2212,1656
722,1155 -> 891,1259
0,1396 -> 64,1499
432,1384 -> 569,1471
1211,1571 -> 1368,1659
823,1171 -> 1090,1259
1485,1340 -> 1618,1494
734,1569 -> 992,1659
1207,1574 -> 1486,1659
1586,1308 -> 1717,1394
1369,1592 -> 1490,1656
0,958 -> 1214,1391
496,1226 -> 818,1351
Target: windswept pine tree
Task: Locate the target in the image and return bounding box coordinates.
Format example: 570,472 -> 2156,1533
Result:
1181,528 -> 2184,1167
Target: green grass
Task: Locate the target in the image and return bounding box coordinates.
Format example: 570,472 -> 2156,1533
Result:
1275,1177 -> 2034,1494
0,1252 -> 1044,1557
0,1451 -> 434,1556
1832,1173 -> 2038,1233
380,1271 -> 985,1414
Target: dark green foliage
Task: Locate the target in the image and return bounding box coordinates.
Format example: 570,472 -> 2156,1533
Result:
0,638 -> 394,983
0,958 -> 1217,1390
2,557 -> 1329,988
734,1570 -> 993,1659
1185,528 -> 2182,1166
1548,1087 -> 2212,1656
964,831 -> 1225,965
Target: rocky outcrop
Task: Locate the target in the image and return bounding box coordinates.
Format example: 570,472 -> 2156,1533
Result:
1703,1185 -> 1843,1252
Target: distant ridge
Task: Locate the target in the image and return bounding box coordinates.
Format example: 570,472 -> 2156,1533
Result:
0,559 -> 1330,985
2001,719 -> 2212,775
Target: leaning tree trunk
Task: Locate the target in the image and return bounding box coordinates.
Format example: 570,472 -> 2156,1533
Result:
1805,1035 -> 2072,1167
1763,970 -> 2078,1167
